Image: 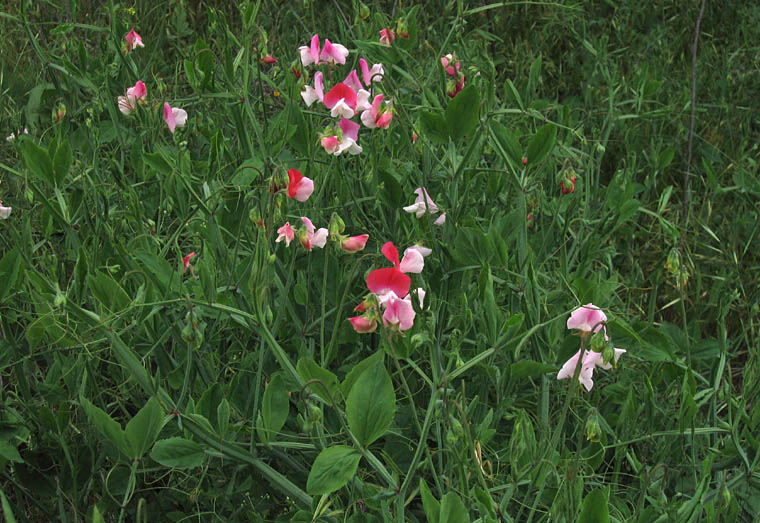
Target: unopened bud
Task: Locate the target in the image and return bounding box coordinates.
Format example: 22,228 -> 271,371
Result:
52,103 -> 66,123
358,1 -> 370,19
585,409 -> 602,443
329,213 -> 345,236
590,331 -> 606,353
601,343 -> 616,367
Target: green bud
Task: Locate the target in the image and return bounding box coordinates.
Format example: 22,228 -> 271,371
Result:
329,213 -> 345,236
585,409 -> 602,443
358,1 -> 370,19
306,402 -> 322,423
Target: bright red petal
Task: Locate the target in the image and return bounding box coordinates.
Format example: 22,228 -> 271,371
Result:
366,267 -> 410,297
288,169 -> 303,198
381,241 -> 400,267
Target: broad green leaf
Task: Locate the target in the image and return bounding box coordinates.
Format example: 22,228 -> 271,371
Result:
0,488 -> 17,523
150,437 -> 205,469
440,492 -> 470,523
87,271 -> 130,313
419,478 -> 440,523
260,374 -> 289,440
341,351 -> 384,398
526,55 -> 542,102
125,397 -> 166,459
81,397 -> 131,457
526,124 -> 556,166
0,248 -> 24,303
52,139 -> 72,185
578,487 -> 610,523
509,360 -> 557,379
446,85 -> 480,141
491,121 -> 522,167
197,383 -> 223,431
22,140 -> 55,186
296,357 -> 340,403
346,359 -> 395,447
306,445 -> 361,495
92,505 -> 105,523
143,152 -> 174,176
420,111 -> 449,144
0,441 -> 23,463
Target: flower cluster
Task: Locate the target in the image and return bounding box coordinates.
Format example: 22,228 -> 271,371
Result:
557,304 -> 626,391
441,53 -> 465,98
298,34 -> 392,155
116,32 -> 188,134
403,188 -> 445,225
350,242 -> 429,334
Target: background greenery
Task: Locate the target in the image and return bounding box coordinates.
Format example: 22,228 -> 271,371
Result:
1,0 -> 759,521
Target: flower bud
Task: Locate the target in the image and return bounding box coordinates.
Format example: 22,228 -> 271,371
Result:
590,331 -> 606,353
396,19 -> 409,39
559,168 -> 577,195
665,247 -> 680,274
358,1 -> 370,19
52,103 -> 66,123
585,409 -> 602,443
601,343 -> 616,368
249,208 -> 264,228
328,213 -> 345,236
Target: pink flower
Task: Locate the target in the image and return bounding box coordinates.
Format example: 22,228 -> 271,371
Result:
276,222 -> 295,246
557,350 -> 598,391
349,316 -> 378,333
125,29 -> 144,51
382,292 -> 415,331
359,58 -> 384,85
319,38 -> 349,65
344,70 -> 363,92
298,34 -> 322,67
5,128 -> 28,141
182,252 -> 196,272
300,71 -> 324,106
163,102 -> 188,133
403,187 -> 439,217
366,242 -> 411,298
567,304 -> 607,334
261,54 -> 277,64
299,217 -> 328,251
360,94 -> 393,129
0,200 -> 11,220
433,213 -> 446,226
287,169 -> 314,202
341,234 -> 369,253
379,28 -> 395,46
323,83 -> 358,118
118,80 -> 147,115
441,54 -> 461,77
414,288 -> 426,309
320,119 -> 363,156
399,245 -> 430,274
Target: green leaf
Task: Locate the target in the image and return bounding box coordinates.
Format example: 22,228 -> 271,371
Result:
260,374 -> 289,441
306,445 -> 361,495
150,437 -> 205,469
81,397 -> 131,457
509,360 -> 557,379
0,488 -> 17,523
86,271 -> 130,313
578,488 -> 610,523
143,152 -> 174,176
504,79 -> 524,110
445,85 -> 480,141
125,397 -> 166,459
341,351 -> 384,398
92,505 -> 105,523
491,121 -> 523,167
0,248 -> 24,303
217,399 -> 230,437
440,492 -> 470,523
346,359 -> 395,447
22,140 -> 55,186
0,441 -> 23,463
526,124 -> 556,166
296,357 -> 340,403
419,478 -> 440,523
52,139 -> 72,185
420,111 -> 449,144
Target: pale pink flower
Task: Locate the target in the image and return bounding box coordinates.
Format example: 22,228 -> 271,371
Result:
403,187 -> 439,217
567,304 -> 607,334
287,169 -> 314,202
163,102 -> 187,133
355,89 -> 371,112
359,58 -> 384,85
298,34 -> 322,67
379,28 -> 395,46
414,288 -> 426,309
360,94 -> 393,129
300,71 -> 324,106
300,217 -> 328,251
344,70 -> 363,92
125,29 -> 144,51
349,316 -> 378,333
118,80 -> 147,115
434,213 -> 446,226
341,234 -> 369,253
0,200 -> 11,220
399,246 -> 429,274
382,292 -> 415,331
5,128 -> 28,141
557,350 -> 598,391
276,222 -> 295,247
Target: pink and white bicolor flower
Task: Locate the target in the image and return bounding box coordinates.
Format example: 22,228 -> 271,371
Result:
182,252 -> 196,272
287,169 -> 314,202
298,34 -> 349,67
276,222 -> 295,247
324,83 -> 358,119
118,80 -> 147,115
361,94 -> 393,129
349,315 -> 378,333
163,102 -> 188,133
341,234 -> 369,253
403,187 -> 440,217
359,58 -> 384,85
0,200 -> 11,220
125,29 -> 144,51
299,217 -> 328,251
300,71 -> 324,106
321,118 -> 363,156
567,303 -> 608,335
557,347 -> 626,391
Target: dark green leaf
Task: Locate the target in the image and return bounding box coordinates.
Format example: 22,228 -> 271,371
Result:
446,85 -> 480,141
125,397 -> 166,459
296,357 -> 340,403
81,397 -> 131,457
52,139 -> 72,185
491,121 -> 522,167
509,360 -> 557,379
306,445 -> 361,495
420,111 -> 449,144
150,437 -> 205,469
0,248 -> 24,303
440,492 -> 470,523
346,359 -> 395,447
341,351 -> 384,398
526,124 -> 556,166
578,488 -> 610,523
419,478 -> 440,523
22,140 -> 55,186
260,374 -> 289,441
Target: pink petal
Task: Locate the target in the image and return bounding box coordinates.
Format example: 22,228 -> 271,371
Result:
381,241 -> 400,267
366,267 -> 410,298
344,70 -> 363,92
349,316 -> 377,333
339,118 -> 360,141
182,252 -> 196,272
383,295 -> 415,330
324,83 -> 357,111
320,39 -> 348,65
276,222 -> 295,246
300,216 -> 315,234
341,234 -> 369,253
163,102 -> 176,133
399,248 -> 424,274
566,304 -> 607,333
321,135 -> 339,154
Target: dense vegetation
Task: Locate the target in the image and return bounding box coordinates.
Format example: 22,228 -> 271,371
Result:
1,1 -> 759,521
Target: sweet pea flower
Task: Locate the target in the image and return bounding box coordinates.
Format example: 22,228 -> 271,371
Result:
403,187 -> 439,217
163,102 -> 188,133
567,304 -> 607,335
344,70 -> 363,92
324,83 -> 358,119
118,80 -> 147,115
299,217 -> 328,251
349,315 -> 378,333
359,58 -> 384,85
441,54 -> 461,76
379,28 -> 395,46
366,242 -> 411,298
300,71 -> 324,106
261,54 -> 277,64
361,94 -> 393,129
298,34 -> 322,67
382,292 -> 415,331
557,350 -> 598,391
433,213 -> 446,226
399,245 -> 430,274
319,38 -> 349,65
0,200 -> 11,220
276,222 -> 295,246
5,128 -> 28,141
182,252 -> 196,273
340,234 -> 369,253
287,169 -> 314,202
414,288 -> 426,309
320,118 -> 363,156
125,29 -> 144,51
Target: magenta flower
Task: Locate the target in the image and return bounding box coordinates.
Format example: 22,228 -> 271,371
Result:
441,54 -> 461,76
300,71 -> 324,106
361,94 -> 393,129
261,54 -> 277,64
125,29 -> 144,51
118,80 -> 147,115
567,304 -> 607,334
344,70 -> 363,92
379,28 -> 395,46
182,252 -> 196,273
359,58 -> 384,85
299,217 -> 328,251
276,222 -> 295,246
382,292 -> 415,331
163,102 -> 188,133
0,200 -> 11,220
287,169 -> 314,202
341,234 -> 369,253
